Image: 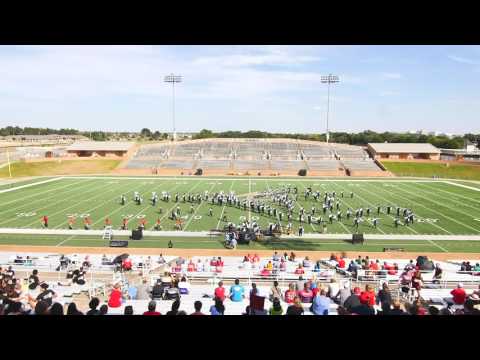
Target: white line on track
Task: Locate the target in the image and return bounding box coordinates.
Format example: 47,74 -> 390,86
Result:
0,177 -> 64,194
427,239 -> 449,252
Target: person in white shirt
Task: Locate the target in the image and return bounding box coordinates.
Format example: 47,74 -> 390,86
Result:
178,276 -> 191,295
327,278 -> 340,299
196,259 -> 204,272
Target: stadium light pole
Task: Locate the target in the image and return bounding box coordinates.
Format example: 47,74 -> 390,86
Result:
321,74 -> 339,143
164,73 -> 182,141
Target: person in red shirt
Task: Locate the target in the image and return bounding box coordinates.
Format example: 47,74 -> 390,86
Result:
253,254 -> 260,263
298,283 -> 313,303
143,300 -> 161,315
284,283 -> 297,304
295,264 -> 305,275
216,257 -> 224,267
359,284 -> 376,307
338,258 -> 346,269
108,283 -> 123,308
187,260 -> 196,272
451,283 -> 467,305
214,281 -> 226,302
122,257 -> 133,271
42,215 -> 48,228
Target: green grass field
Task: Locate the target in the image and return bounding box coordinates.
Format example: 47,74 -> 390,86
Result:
1,176 -> 480,236
0,159 -> 120,178
383,161 -> 480,181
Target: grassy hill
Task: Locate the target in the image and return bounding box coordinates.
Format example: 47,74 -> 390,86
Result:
0,159 -> 121,178
382,161 -> 480,180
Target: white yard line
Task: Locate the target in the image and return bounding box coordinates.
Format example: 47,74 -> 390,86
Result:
216,181 -> 235,229
183,183 -> 218,230
392,185 -> 477,234
444,181 -> 480,193
55,234 -> 77,247
427,239 -> 449,253
0,179 -> 99,225
0,177 -> 64,194
412,182 -> 480,214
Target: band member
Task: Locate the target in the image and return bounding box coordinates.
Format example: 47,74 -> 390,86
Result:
139,218 -> 147,230
42,215 -> 48,228
155,218 -> 162,231
84,216 -> 92,230
105,217 -> 112,228
121,195 -> 126,205
209,208 -> 213,217
68,216 -> 75,230
122,217 -> 128,230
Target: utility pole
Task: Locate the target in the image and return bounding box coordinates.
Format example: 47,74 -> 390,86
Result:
321,74 -> 340,143
164,74 -> 182,141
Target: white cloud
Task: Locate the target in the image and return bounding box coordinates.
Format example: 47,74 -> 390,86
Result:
381,72 -> 403,79
448,55 -> 479,65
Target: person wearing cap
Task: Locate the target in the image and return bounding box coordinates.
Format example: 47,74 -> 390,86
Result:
35,283 -> 57,307
451,283 -> 467,305
343,287 -> 362,312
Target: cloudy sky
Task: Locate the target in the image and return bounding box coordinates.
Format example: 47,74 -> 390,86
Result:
0,45 -> 479,134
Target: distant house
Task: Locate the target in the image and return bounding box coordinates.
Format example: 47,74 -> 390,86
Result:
367,143 -> 441,160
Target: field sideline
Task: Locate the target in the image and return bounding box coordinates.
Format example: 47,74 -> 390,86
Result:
0,175 -> 479,253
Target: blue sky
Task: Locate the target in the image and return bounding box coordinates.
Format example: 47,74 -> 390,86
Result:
0,45 -> 479,134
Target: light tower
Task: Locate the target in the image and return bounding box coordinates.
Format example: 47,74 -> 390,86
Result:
321,74 -> 339,143
164,73 -> 182,141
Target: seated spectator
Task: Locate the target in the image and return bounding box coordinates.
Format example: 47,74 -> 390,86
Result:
191,301 -> 205,315
99,305 -> 108,315
157,254 -> 166,264
311,289 -> 331,315
214,281 -> 226,302
272,252 -> 280,262
108,283 -> 123,308
269,298 -> 283,315
279,259 -> 287,272
389,300 -> 407,315
334,283 -> 352,306
286,297 -> 304,315
294,264 -> 305,275
269,280 -> 282,302
34,300 -> 50,315
73,267 -> 86,285
327,279 -> 340,299
451,283 -> 467,305
359,285 -> 376,307
313,261 -> 322,272
465,262 -> 473,272
249,283 -> 259,299
49,302 -> 64,315
86,297 -> 100,315
152,279 -> 165,300
82,255 -> 91,268
288,252 -> 296,262
143,300 -> 161,315
463,299 -> 480,315
166,299 -> 181,315
252,254 -> 260,263
284,283 -> 297,304
101,254 -> 111,265
210,298 -> 225,315
283,252 -> 289,261
355,255 -> 362,265
187,260 -> 196,272
28,270 -> 40,290
196,259 -> 204,272
337,257 -> 345,269
260,267 -> 271,277
377,283 -> 393,314
344,287 -> 362,313
178,276 -> 190,295
66,302 -> 83,315
474,263 -> 480,272
229,279 -> 245,302
347,261 -> 358,273
298,283 -> 313,303
351,295 -> 375,316
303,256 -> 311,268
35,283 -> 57,307
122,257 -> 133,271
164,285 -> 180,301
124,306 -> 134,315
409,299 -> 427,315
265,261 -> 273,271
5,301 -> 24,315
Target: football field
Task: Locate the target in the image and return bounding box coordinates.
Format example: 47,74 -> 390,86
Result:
1,176 -> 480,252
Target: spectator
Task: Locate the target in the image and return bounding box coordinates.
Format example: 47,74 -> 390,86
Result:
35,283 -> 57,307
249,283 -> 258,299
191,301 -> 205,315
28,269 -> 40,290
303,256 -> 311,268
86,297 -> 100,315
284,283 -> 297,304
296,276 -> 305,292
334,283 -> 351,306
178,276 -> 190,295
124,306 -> 134,315
136,278 -> 152,300
67,302 -> 84,315
269,298 -> 283,315
327,279 -> 340,299
433,263 -> 443,283
298,283 -> 313,303
286,297 -> 304,315
377,283 -> 393,314
229,279 -> 245,302
210,298 -> 225,315
5,301 -> 24,315
344,287 -> 362,313
34,300 -> 50,315
463,299 -> 480,315
99,304 -> 108,315
269,281 -> 282,302
411,271 -> 424,298
166,299 -> 181,315
108,283 -> 123,308
359,285 -> 376,307
409,299 -> 427,315
311,289 -> 331,315
388,300 -> 406,315
294,264 -> 305,275
214,281 -> 226,302
49,302 -> 64,315
451,283 -> 467,305
143,300 -> 161,315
